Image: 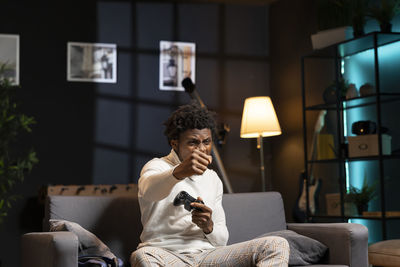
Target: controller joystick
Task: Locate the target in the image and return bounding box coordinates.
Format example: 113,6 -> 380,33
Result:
173,191 -> 204,212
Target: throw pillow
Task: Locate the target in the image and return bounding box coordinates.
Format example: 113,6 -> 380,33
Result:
49,219 -> 116,260
257,230 -> 328,266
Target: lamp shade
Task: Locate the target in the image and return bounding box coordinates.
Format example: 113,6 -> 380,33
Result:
240,96 -> 282,138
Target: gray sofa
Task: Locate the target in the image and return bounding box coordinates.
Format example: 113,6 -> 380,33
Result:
21,191 -> 368,267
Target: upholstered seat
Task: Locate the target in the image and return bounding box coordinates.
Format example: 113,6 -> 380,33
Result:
21,191 -> 369,267
369,239 -> 400,267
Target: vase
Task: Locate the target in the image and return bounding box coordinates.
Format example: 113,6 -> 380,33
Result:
323,86 -> 337,104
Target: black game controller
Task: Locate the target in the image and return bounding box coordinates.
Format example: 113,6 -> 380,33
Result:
173,191 -> 204,212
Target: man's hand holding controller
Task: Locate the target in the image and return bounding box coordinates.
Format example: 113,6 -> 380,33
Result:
173,192 -> 214,234
191,197 -> 214,234
173,150 -> 212,180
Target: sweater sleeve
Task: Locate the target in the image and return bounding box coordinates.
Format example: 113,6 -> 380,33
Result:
138,159 -> 181,202
205,178 -> 229,247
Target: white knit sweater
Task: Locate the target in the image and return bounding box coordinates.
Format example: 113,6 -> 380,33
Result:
137,149 -> 229,253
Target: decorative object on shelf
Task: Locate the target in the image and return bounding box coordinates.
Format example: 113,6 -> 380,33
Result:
240,96 -> 282,192
0,63 -> 38,226
345,177 -> 377,215
346,83 -> 358,99
367,0 -> 400,33
323,85 -> 337,104
348,134 -> 392,157
323,78 -> 349,104
352,120 -> 377,135
351,120 -> 388,136
359,82 -> 375,96
311,26 -> 352,50
317,134 -> 336,160
325,193 -> 357,216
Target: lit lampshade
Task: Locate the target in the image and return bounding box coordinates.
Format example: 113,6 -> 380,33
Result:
240,96 -> 282,138
240,96 -> 282,191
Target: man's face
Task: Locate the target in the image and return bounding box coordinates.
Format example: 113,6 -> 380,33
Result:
171,128 -> 212,162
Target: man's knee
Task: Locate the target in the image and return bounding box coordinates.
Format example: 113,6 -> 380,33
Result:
258,236 -> 290,258
271,236 -> 289,249
131,247 -> 148,258
131,247 -> 187,267
259,236 -> 288,246
130,247 -> 156,266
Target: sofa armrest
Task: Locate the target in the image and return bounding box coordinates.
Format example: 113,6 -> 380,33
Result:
21,232 -> 79,267
287,223 -> 368,267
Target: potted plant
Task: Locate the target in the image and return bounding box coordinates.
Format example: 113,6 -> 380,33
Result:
0,63 -> 38,226
315,0 -> 370,38
368,0 -> 400,32
345,178 -> 377,215
333,0 -> 371,37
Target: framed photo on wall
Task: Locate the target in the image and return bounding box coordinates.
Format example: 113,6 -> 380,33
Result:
159,41 -> 195,91
67,42 -> 117,83
0,34 -> 19,85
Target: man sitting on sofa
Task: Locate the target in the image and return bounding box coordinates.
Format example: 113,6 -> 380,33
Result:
131,102 -> 289,267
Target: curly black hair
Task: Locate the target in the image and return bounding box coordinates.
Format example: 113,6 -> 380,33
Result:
164,101 -> 216,144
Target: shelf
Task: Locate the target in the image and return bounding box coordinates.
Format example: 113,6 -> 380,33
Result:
305,103 -> 337,111
303,32 -> 400,59
346,154 -> 400,162
305,93 -> 400,111
343,93 -> 400,109
363,211 -> 400,218
307,158 -> 340,164
301,30 -> 400,240
311,215 -> 400,220
307,154 -> 400,164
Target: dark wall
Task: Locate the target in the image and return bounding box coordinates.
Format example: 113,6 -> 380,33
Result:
269,0 -> 317,222
0,1 -> 273,265
0,1 -> 98,265
91,1 -> 271,188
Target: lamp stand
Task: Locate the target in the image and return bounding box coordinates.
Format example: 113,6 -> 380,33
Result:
257,135 -> 266,192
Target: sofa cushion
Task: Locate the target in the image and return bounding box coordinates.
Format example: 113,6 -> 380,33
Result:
45,195 -> 141,263
258,230 -> 328,266
49,219 -> 117,261
223,192 -> 287,245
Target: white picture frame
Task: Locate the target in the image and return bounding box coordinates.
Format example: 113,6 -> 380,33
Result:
159,41 -> 195,91
67,42 -> 117,83
0,34 -> 20,85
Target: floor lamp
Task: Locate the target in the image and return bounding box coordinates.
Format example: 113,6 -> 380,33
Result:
240,96 -> 282,192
